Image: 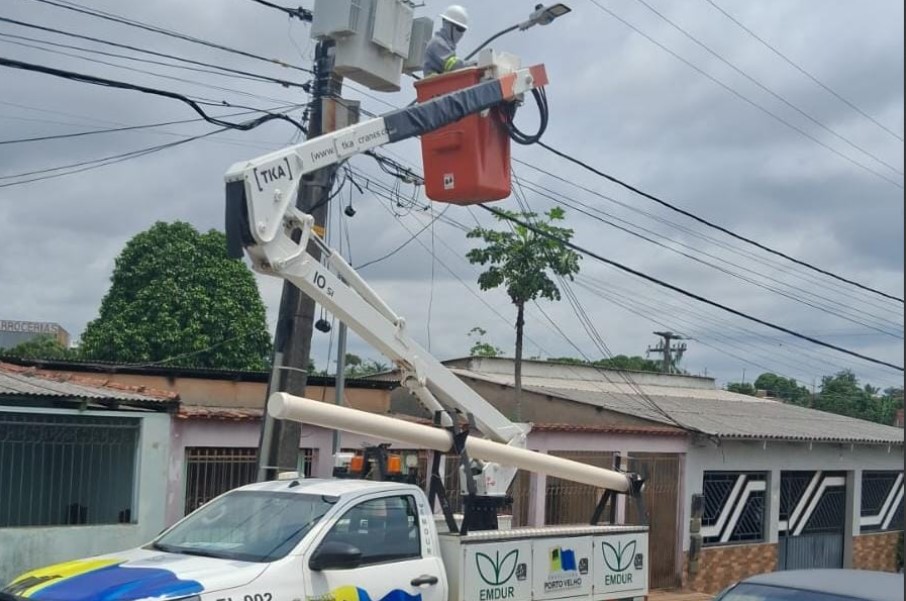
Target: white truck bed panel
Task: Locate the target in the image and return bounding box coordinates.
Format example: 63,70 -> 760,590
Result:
439,526 -> 649,601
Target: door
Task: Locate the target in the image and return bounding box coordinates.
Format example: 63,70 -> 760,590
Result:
304,494 -> 447,601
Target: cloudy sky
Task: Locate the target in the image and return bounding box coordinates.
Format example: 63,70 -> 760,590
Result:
0,0 -> 902,390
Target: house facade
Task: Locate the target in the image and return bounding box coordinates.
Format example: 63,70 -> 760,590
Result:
435,357 -> 905,593
0,363 -> 175,585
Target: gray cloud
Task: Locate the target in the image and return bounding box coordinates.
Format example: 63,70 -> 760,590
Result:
0,0 -> 902,391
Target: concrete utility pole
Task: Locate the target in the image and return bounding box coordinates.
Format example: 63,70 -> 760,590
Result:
257,40 -> 359,481
646,331 -> 687,375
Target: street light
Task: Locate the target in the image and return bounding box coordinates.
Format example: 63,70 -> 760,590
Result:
464,3 -> 572,61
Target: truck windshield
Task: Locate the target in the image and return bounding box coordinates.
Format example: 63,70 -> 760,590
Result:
152,490 -> 335,563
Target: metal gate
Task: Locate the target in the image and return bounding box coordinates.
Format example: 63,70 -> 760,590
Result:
626,453 -> 681,590
779,532 -> 844,570
778,471 -> 845,570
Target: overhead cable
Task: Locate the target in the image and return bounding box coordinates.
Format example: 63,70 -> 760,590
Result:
0,57 -> 306,133
478,205 -> 904,372
25,0 -> 314,74
702,0 -> 904,143
631,0 -> 903,177
0,16 -> 311,89
539,141 -> 905,304
519,177 -> 903,337
583,0 -> 904,190
514,157 -> 902,317
0,36 -> 301,107
245,0 -> 313,21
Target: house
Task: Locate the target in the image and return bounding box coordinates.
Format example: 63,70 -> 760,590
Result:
428,357 -> 905,594
0,362 -> 176,585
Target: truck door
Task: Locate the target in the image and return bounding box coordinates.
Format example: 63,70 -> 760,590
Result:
304,494 -> 446,601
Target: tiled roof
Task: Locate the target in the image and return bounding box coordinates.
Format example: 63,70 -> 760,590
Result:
454,369 -> 905,445
0,362 -> 177,405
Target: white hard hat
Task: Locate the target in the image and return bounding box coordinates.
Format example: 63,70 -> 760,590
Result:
441,4 -> 469,30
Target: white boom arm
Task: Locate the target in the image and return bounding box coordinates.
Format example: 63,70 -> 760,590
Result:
224,55 -> 635,498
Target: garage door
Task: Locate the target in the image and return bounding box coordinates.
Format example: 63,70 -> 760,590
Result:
778,471 -> 845,570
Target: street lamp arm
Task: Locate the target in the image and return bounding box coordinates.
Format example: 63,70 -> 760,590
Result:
464,24 -> 521,61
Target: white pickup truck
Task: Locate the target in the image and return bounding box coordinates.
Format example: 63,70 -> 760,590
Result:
2,480 -> 648,601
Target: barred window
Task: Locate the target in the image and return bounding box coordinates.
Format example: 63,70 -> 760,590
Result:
0,411 -> 139,527
702,471 -> 766,545
184,447 -> 315,515
861,471 -> 904,533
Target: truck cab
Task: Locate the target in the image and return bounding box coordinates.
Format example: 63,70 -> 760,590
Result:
2,479 -> 447,601
3,478 -> 648,601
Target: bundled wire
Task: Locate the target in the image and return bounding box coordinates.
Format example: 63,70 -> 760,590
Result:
502,87 -> 549,145
0,57 -> 306,133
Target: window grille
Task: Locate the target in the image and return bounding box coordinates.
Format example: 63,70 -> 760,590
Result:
702,471 -> 766,545
183,447 -> 314,514
0,412 -> 139,527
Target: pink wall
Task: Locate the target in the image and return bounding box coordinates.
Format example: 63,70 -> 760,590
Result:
167,419 -> 688,527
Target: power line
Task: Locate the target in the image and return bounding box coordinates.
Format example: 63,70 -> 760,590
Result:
539,141 -> 905,303
630,0 -> 903,177
517,176 -> 903,337
25,0 -> 314,75
702,0 -> 904,143
478,205 -> 904,372
0,30 -> 279,86
0,16 -> 311,89
0,116 -> 208,145
0,36 -> 300,108
514,157 -> 903,317
0,57 -> 306,133
245,0 -> 313,21
582,0 -> 904,190
0,105 -> 301,188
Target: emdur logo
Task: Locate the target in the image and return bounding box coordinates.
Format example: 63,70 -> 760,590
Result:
476,550 -> 519,586
601,540 -> 640,587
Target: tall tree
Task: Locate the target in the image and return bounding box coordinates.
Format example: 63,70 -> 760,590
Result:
80,221 -> 272,370
815,370 -> 897,425
466,208 -> 581,420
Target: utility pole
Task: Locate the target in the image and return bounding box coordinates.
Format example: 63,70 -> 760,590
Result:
257,40 -> 358,481
646,331 -> 687,375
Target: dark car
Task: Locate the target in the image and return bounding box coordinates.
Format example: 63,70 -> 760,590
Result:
714,569 -> 904,601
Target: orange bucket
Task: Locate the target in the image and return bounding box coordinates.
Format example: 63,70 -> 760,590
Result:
415,67 -> 512,205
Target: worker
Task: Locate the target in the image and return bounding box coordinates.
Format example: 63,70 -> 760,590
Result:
423,5 -> 473,76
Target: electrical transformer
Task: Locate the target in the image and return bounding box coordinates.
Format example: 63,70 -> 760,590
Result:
310,0 -> 430,92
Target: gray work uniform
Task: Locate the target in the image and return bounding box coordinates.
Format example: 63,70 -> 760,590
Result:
423,27 -> 465,76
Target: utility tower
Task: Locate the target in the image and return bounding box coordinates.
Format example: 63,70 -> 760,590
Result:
646,331 -> 687,374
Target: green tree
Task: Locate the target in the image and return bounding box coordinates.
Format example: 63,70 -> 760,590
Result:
344,354 -> 389,378
752,373 -> 811,406
727,382 -> 757,396
80,221 -> 272,370
468,327 -> 503,358
466,208 -> 581,420
549,355 -> 662,373
2,334 -> 72,360
814,370 -> 897,425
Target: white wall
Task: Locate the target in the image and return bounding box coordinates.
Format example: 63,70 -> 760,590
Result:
0,408 -> 170,586
680,439 -> 904,551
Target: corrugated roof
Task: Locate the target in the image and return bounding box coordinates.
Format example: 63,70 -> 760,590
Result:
0,356 -> 399,390
0,362 -> 177,405
454,369 -> 905,445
